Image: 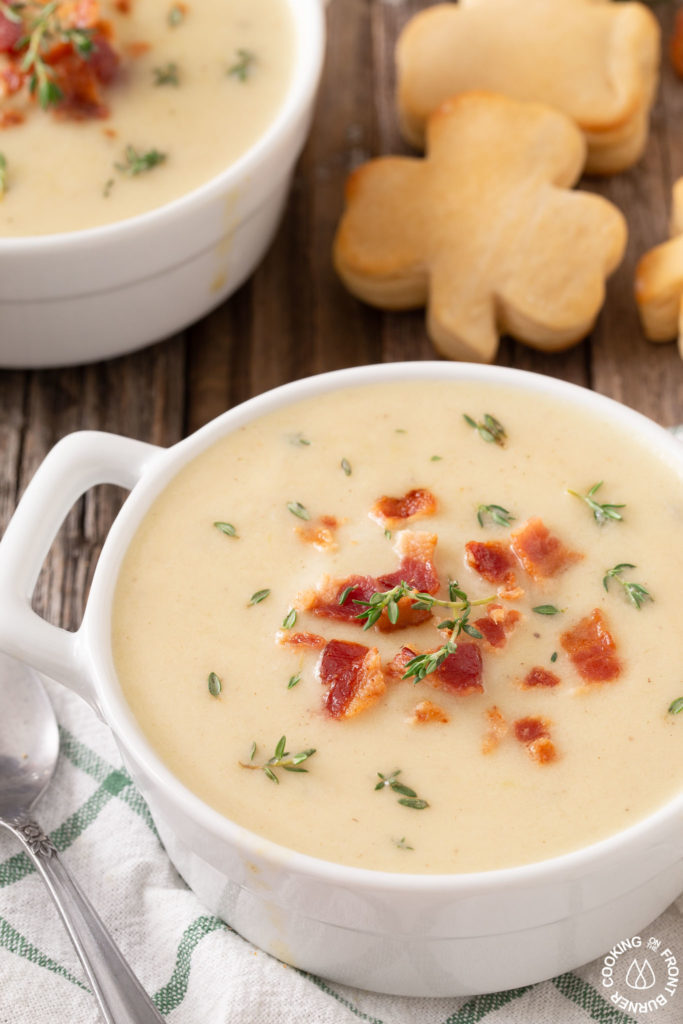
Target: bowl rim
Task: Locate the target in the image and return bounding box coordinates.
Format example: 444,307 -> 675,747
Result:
0,0 -> 325,251
86,360 -> 683,895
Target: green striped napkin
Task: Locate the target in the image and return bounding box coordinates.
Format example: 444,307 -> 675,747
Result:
1,674 -> 681,1024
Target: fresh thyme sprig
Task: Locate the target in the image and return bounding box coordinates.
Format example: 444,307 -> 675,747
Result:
477,503 -> 515,528
394,836 -> 414,850
240,736 -> 316,783
0,153 -> 7,199
153,62 -> 180,86
375,769 -> 429,810
10,0 -> 96,109
463,412 -> 507,446
602,564 -> 653,609
353,577 -> 492,632
228,48 -> 255,81
403,603 -> 483,684
115,145 -> 167,176
568,481 -> 625,525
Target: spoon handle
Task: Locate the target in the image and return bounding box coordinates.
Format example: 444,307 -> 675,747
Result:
8,819 -> 166,1024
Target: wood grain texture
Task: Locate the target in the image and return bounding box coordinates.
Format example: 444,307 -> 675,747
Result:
1,0 -> 682,636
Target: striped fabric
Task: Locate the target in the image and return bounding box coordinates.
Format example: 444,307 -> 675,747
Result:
1,676 -> 681,1024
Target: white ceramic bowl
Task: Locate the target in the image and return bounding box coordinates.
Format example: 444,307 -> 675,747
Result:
1,361 -> 683,997
0,0 -> 326,369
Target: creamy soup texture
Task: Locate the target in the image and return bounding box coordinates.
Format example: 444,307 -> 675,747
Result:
112,381 -> 683,874
0,0 -> 293,236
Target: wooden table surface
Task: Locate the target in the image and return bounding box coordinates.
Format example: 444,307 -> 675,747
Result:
1,0 -> 683,634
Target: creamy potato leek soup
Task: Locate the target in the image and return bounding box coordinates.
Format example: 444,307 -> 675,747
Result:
0,0 -> 293,236
112,381 -> 683,874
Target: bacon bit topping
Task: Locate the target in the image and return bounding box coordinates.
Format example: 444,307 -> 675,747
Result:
521,666 -> 561,689
369,488 -> 437,529
514,716 -> 557,764
386,642 -> 483,694
318,639 -> 385,718
510,517 -> 582,581
296,514 -> 340,552
125,40 -> 151,57
482,705 -> 507,754
386,645 -> 418,682
0,11 -> 22,53
465,540 -> 517,587
47,34 -> 119,119
410,700 -> 449,724
560,608 -> 621,683
113,0 -> 132,12
671,9 -> 683,78
301,531 -> 440,632
0,66 -> 24,97
276,630 -> 326,650
473,603 -> 521,649
0,108 -> 23,128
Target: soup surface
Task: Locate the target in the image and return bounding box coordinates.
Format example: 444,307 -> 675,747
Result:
0,0 -> 293,235
112,380 -> 683,873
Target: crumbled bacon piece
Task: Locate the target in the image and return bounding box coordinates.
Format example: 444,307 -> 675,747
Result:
522,666 -> 561,689
0,11 -> 23,52
560,609 -> 621,683
385,645 -> 418,682
46,33 -> 119,118
113,0 -> 131,12
435,643 -> 484,695
296,515 -> 340,552
465,540 -> 517,587
57,0 -> 101,29
301,531 -> 439,632
410,699 -> 449,724
473,604 -> 521,649
0,108 -> 23,128
369,488 -> 437,529
482,705 -> 507,754
318,639 -> 385,718
514,716 -> 557,763
510,517 -> 582,581
277,631 -> 325,650
0,66 -> 25,98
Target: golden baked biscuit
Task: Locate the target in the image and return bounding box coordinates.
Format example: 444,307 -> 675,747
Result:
397,0 -> 660,175
635,178 -> 683,356
333,92 -> 627,363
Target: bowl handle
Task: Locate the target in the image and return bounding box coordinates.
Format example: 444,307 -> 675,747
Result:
0,431 -> 161,707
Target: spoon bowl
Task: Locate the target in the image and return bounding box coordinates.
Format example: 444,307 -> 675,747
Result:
0,653 -> 164,1023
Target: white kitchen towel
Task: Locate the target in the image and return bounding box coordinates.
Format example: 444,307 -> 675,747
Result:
1,672 -> 681,1024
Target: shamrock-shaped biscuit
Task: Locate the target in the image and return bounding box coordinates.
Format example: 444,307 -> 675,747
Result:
635,178 -> 683,358
397,0 -> 660,175
333,93 -> 627,363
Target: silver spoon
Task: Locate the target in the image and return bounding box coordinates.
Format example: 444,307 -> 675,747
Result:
0,653 -> 165,1023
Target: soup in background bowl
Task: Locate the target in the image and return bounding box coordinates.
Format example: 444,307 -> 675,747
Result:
0,0 -> 325,367
0,362 -> 682,996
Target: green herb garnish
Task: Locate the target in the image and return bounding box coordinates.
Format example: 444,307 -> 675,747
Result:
384,529 -> 392,540
341,458 -> 352,476
568,481 -> 625,525
550,651 -> 558,663
240,735 -> 316,783
207,672 -> 222,697
167,3 -> 185,27
228,47 -> 256,81
214,521 -> 238,538
249,588 -> 271,606
287,501 -> 310,521
668,697 -> 683,715
602,564 -> 652,609
338,585 -> 354,606
430,455 -> 442,462
477,503 -> 515,528
153,62 -> 180,86
532,605 -> 564,616
282,608 -> 297,630
115,146 -> 167,176
394,837 -> 414,850
375,770 -> 429,809
287,673 -> 301,690
102,177 -> 115,198
0,154 -> 7,199
289,432 -> 311,446
463,413 -> 507,446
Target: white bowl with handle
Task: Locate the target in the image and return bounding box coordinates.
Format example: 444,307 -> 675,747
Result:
0,0 -> 326,369
1,361 -> 682,997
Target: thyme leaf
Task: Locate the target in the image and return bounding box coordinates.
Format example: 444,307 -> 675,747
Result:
568,481 -> 625,525
463,412 -> 507,447
228,47 -> 256,82
240,735 -> 316,782
341,457 -> 352,476
115,145 -> 167,176
394,837 -> 414,850
550,651 -> 558,663
207,672 -> 222,697
477,503 -> 515,528
214,521 -> 238,538
287,501 -> 310,521
167,3 -> 186,27
153,61 -> 180,86
602,564 -> 653,609
282,608 -> 297,630
532,605 -> 564,616
287,672 -> 301,690
375,770 -> 429,809
668,696 -> 683,715
289,432 -> 311,446
249,588 -> 271,606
